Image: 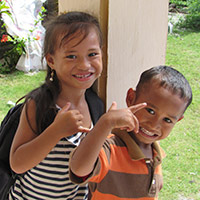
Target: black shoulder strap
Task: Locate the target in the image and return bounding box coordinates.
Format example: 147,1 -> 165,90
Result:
85,88 -> 104,124
0,104 -> 23,169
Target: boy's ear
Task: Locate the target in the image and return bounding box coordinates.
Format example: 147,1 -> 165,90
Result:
178,115 -> 184,122
46,53 -> 54,69
126,88 -> 136,107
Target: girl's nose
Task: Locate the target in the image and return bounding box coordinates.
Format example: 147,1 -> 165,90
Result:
77,58 -> 91,70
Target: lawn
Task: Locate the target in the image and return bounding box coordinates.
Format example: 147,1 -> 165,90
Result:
0,31 -> 199,200
159,31 -> 200,200
0,70 -> 46,121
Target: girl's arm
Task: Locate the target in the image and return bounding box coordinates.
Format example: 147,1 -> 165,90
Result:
10,100 -> 89,174
70,102 -> 146,177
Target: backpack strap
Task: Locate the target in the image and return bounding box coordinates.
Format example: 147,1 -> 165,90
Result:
0,104 -> 23,169
0,104 -> 23,199
85,88 -> 104,124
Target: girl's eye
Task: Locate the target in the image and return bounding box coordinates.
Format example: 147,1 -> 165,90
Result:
146,108 -> 155,115
88,52 -> 98,57
163,118 -> 172,123
66,55 -> 76,59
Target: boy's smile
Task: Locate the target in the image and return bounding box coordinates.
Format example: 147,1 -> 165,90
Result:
127,81 -> 187,145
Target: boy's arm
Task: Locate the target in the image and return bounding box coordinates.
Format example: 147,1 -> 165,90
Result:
70,102 -> 146,177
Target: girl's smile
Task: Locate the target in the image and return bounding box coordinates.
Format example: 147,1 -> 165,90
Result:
73,72 -> 95,81
46,27 -> 103,91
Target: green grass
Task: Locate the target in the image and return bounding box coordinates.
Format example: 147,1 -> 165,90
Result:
0,70 -> 46,121
0,31 -> 199,200
159,31 -> 200,200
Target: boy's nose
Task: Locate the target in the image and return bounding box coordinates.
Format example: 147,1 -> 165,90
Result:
150,118 -> 161,130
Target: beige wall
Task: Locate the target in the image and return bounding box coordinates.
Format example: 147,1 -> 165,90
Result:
107,0 -> 169,108
58,0 -> 169,109
59,0 -> 101,16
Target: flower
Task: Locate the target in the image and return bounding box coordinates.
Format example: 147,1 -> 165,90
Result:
1,34 -> 8,42
35,34 -> 40,40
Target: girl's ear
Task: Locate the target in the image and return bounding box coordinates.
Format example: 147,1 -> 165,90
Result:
126,88 -> 136,107
46,54 -> 54,69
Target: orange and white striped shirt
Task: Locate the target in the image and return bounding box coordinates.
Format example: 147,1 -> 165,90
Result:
70,130 -> 165,200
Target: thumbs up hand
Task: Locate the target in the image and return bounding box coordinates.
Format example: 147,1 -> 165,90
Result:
53,102 -> 90,138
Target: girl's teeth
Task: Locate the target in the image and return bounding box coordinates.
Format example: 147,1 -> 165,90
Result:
141,127 -> 154,136
75,74 -> 91,78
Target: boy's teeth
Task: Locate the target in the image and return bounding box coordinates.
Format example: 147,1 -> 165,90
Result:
141,127 -> 154,136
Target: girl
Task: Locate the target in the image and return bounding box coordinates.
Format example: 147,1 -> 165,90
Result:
9,11 -> 104,199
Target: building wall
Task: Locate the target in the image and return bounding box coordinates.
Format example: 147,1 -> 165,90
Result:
58,0 -> 169,109
107,0 -> 169,108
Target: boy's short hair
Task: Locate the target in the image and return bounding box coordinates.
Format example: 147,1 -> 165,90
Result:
136,65 -> 192,110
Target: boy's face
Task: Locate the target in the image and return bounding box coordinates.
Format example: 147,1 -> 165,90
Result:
126,81 -> 187,144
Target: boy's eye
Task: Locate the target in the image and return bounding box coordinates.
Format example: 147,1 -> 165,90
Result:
163,118 -> 172,123
146,108 -> 155,115
66,55 -> 76,59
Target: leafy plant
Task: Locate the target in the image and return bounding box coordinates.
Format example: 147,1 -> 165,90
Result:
169,0 -> 200,30
182,0 -> 200,30
0,0 -> 46,74
0,35 -> 26,73
170,0 -> 189,7
0,0 -> 11,17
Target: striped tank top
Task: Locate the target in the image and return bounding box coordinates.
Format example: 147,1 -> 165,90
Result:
9,132 -> 88,200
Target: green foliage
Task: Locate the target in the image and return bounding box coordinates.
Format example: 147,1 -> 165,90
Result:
183,0 -> 200,30
0,0 -> 11,17
0,0 -> 46,74
0,35 -> 26,74
0,0 -> 22,73
169,0 -> 189,9
170,0 -> 200,30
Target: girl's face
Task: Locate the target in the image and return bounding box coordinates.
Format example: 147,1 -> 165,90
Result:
126,82 -> 187,145
46,27 -> 103,91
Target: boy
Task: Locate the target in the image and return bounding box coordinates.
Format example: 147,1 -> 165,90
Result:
69,65 -> 192,200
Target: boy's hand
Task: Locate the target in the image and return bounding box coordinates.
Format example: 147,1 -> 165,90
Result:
107,101 -> 146,133
53,102 -> 90,138
127,103 -> 147,133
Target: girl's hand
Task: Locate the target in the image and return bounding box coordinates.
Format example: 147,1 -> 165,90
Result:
53,102 -> 90,138
105,101 -> 147,133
